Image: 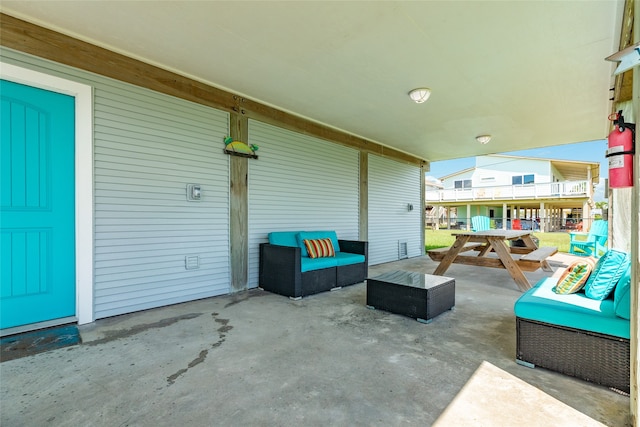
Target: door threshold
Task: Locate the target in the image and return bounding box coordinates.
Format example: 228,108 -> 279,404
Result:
1,316 -> 77,337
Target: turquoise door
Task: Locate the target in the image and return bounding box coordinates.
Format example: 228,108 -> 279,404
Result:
1,80 -> 76,329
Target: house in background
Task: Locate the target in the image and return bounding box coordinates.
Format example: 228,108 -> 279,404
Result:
426,155 -> 600,232
424,176 -> 445,229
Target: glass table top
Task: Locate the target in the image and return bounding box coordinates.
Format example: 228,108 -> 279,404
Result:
367,270 -> 454,290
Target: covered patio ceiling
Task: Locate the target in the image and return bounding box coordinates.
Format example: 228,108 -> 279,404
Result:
0,1 -> 626,163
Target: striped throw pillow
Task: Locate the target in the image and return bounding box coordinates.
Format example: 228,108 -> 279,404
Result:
303,238 -> 336,259
553,258 -> 596,295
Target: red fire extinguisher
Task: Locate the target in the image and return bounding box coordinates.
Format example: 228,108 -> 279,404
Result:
606,111 -> 635,188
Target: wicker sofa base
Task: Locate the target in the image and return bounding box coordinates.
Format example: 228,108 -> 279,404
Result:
516,317 -> 630,393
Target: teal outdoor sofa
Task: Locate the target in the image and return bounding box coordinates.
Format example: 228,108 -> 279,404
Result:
259,231 -> 368,299
514,249 -> 631,393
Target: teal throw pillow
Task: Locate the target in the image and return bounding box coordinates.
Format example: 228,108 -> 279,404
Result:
583,249 -> 630,301
613,265 -> 632,320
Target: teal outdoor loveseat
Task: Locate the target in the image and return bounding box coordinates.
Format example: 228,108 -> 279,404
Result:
259,231 -> 368,299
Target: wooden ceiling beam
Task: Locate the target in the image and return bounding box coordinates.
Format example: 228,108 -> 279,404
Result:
0,13 -> 426,166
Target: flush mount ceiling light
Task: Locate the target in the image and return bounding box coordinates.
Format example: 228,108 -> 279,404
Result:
408,88 -> 431,104
476,135 -> 492,144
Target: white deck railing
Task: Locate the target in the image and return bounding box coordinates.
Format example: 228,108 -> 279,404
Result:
426,180 -> 589,202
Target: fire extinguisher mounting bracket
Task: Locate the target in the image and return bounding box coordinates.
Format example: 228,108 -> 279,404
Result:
605,149 -> 635,158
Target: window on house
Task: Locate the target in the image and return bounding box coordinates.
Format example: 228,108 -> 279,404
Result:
512,174 -> 535,185
454,179 -> 472,189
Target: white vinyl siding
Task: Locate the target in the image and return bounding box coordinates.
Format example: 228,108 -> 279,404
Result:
1,48 -> 231,319
93,86 -> 230,318
368,154 -> 422,265
247,120 -> 359,288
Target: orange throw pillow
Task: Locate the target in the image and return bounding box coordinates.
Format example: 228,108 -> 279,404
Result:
303,238 -> 336,259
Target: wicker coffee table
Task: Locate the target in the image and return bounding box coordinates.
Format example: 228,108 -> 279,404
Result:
366,270 -> 455,323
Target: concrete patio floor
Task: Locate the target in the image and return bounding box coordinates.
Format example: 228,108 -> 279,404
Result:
0,253 -> 631,426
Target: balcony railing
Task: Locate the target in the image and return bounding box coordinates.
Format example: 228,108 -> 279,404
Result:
425,216 -> 601,233
426,180 -> 589,203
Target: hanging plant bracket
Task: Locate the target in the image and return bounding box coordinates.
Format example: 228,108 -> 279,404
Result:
223,136 -> 259,159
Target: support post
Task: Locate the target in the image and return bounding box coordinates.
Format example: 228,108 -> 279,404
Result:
359,152 -> 368,241
229,113 -> 249,292
630,7 -> 640,419
420,163 -> 426,254
502,202 -> 507,230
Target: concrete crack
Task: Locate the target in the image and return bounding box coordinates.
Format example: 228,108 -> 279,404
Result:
166,313 -> 232,386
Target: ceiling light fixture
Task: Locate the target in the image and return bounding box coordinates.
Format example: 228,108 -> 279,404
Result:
408,88 -> 431,104
476,135 -> 492,144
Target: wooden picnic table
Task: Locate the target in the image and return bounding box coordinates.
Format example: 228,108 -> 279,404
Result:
427,230 -> 557,292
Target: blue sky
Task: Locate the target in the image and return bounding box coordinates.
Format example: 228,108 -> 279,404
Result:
426,139 -> 609,202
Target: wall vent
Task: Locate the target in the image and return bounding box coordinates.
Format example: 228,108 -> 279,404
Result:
398,240 -> 408,259
185,255 -> 200,270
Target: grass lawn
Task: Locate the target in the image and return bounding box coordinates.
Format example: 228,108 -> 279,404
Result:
425,229 -> 571,253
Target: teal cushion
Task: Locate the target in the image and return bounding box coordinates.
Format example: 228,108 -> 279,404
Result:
297,231 -> 341,257
269,231 -> 303,247
584,249 -> 630,300
334,252 -> 365,266
300,256 -> 337,273
613,265 -> 632,320
514,277 -> 629,339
